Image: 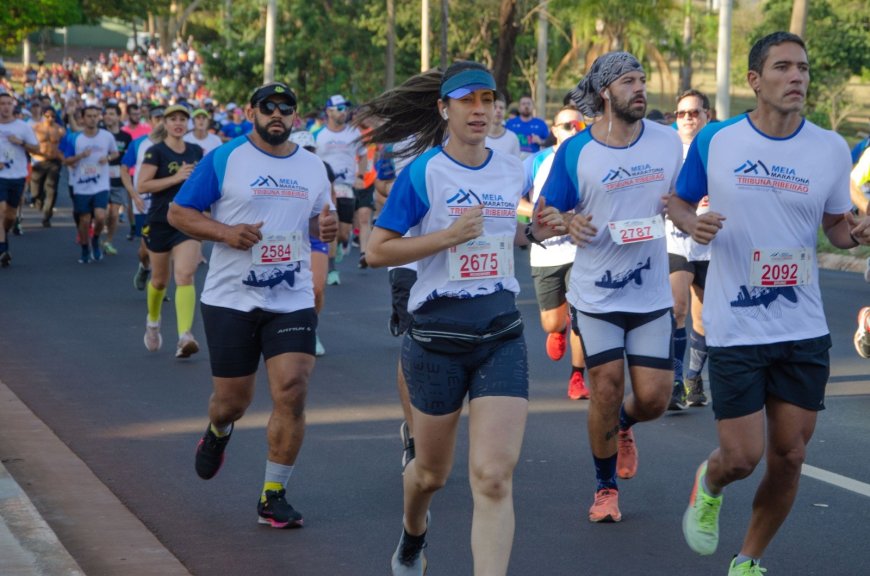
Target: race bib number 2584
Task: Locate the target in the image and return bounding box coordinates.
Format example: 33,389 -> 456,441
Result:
252,231 -> 305,265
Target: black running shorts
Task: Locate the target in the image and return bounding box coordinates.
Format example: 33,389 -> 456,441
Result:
144,220 -> 195,253
708,334 -> 831,420
201,303 -> 317,377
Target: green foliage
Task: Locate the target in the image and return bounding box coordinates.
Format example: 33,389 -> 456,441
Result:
204,0 -> 392,111
1,0 -> 82,53
754,0 -> 870,122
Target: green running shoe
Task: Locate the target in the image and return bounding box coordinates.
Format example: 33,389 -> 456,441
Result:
728,557 -> 767,575
682,460 -> 723,555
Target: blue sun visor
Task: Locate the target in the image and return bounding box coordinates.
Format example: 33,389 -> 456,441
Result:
440,69 -> 496,99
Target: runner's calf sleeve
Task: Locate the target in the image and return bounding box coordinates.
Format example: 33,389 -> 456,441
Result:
147,283 -> 166,323
686,326 -> 708,380
175,284 -> 196,335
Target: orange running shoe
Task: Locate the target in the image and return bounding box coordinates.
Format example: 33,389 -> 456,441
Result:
617,429 -> 637,479
588,488 -> 622,523
546,329 -> 567,361
567,371 -> 590,400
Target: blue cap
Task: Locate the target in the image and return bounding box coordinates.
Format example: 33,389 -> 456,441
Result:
440,68 -> 496,99
326,94 -> 348,108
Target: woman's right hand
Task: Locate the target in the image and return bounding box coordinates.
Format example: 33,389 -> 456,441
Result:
448,205 -> 484,245
176,162 -> 195,182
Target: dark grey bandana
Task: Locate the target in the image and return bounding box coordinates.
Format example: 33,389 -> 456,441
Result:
568,51 -> 643,117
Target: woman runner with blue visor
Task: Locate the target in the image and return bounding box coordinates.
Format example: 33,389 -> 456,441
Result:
360,61 -> 567,576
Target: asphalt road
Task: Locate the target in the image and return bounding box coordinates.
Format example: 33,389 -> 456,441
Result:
1,200 -> 869,576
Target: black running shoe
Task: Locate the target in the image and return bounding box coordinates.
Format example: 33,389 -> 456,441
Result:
389,314 -> 402,337
686,376 -> 708,407
0,252 -> 11,268
400,421 -> 416,471
133,264 -> 150,291
195,423 -> 232,479
391,513 -> 429,576
668,381 -> 688,411
257,489 -> 304,528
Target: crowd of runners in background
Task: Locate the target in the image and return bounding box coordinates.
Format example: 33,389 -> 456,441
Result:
1,31 -> 870,576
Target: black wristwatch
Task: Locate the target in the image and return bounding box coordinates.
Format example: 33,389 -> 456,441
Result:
524,224 -> 546,248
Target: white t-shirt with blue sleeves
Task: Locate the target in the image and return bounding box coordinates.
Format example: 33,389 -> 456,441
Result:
524,147 -> 576,267
376,146 -> 523,313
175,137 -> 333,314
676,114 -> 853,347
541,120 -> 682,314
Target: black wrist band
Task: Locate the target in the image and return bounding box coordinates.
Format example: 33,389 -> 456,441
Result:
525,224 -> 546,248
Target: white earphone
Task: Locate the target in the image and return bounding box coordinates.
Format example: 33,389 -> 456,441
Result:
441,109 -> 449,120
603,90 -> 611,101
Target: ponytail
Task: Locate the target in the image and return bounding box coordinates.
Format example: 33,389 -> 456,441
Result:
149,123 -> 167,143
354,69 -> 445,160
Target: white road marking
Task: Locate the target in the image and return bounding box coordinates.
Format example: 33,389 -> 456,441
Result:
802,464 -> 870,498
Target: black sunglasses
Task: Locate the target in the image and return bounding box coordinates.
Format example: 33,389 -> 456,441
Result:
258,101 -> 295,116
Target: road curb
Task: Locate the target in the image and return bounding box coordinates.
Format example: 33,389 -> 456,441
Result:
0,460 -> 85,576
0,381 -> 192,576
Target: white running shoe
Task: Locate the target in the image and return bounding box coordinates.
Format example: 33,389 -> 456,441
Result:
176,331 -> 200,358
144,317 -> 162,352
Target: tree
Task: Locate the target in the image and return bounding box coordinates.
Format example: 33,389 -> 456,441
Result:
549,0 -> 680,106
756,0 -> 870,130
493,0 -> 520,99
1,0 -> 81,53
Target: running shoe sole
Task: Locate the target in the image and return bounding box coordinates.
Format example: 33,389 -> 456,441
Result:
257,516 -> 304,529
176,338 -> 200,358
616,429 -> 637,480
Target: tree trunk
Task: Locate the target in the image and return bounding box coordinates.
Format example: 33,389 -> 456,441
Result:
154,15 -> 169,51
169,1 -> 179,45
440,0 -> 448,68
224,0 -> 232,47
386,0 -> 396,89
789,0 -> 808,38
493,0 -> 519,101
421,0 -> 429,72
715,0 -> 732,119
535,0 -> 548,118
179,0 -> 205,39
263,0 -> 276,83
679,0 -> 692,93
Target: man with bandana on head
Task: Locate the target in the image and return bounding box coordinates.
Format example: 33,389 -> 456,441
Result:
530,51 -> 683,523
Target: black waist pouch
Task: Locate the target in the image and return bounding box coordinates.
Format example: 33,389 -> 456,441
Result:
409,310 -> 524,355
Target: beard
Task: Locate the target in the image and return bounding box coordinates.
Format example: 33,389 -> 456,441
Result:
255,119 -> 291,145
611,93 -> 646,123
